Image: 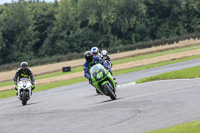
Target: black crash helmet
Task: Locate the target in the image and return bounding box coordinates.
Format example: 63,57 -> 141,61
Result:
84,51 -> 93,62
20,62 -> 28,69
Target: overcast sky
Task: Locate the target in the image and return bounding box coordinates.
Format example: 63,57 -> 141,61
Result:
0,0 -> 56,5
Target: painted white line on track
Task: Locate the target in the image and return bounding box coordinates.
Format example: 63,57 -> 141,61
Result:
117,82 -> 136,88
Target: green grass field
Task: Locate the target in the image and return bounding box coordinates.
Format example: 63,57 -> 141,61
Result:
136,65 -> 200,84
1,44 -> 200,88
147,121 -> 200,133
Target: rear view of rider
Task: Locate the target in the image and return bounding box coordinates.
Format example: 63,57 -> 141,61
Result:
91,47 -> 101,58
13,62 -> 35,94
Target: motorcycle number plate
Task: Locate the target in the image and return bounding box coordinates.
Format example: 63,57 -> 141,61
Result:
97,72 -> 103,79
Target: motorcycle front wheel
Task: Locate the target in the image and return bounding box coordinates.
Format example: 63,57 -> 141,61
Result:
21,90 -> 27,105
103,83 -> 116,100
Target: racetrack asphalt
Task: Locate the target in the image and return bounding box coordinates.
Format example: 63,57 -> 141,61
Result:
0,58 -> 200,133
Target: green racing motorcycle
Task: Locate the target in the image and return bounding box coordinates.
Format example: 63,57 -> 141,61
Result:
90,64 -> 117,100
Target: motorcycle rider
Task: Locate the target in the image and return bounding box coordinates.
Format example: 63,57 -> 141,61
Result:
101,50 -> 113,75
101,50 -> 112,67
91,47 -> 101,58
83,51 -> 108,83
83,51 -> 109,94
13,62 -> 35,95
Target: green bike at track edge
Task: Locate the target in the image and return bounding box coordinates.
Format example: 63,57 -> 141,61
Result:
90,64 -> 117,100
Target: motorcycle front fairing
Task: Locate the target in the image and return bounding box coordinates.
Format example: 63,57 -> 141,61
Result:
17,78 -> 32,99
90,64 -> 116,95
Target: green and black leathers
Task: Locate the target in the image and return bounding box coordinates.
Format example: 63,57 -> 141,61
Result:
13,68 -> 35,83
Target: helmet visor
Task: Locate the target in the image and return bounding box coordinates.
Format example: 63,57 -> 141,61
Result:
92,53 -> 97,56
86,56 -> 93,62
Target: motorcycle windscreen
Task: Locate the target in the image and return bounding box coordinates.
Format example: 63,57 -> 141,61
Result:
92,69 -> 106,81
20,78 -> 30,85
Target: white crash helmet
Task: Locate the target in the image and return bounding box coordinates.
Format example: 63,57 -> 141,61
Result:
91,47 -> 99,55
101,50 -> 108,56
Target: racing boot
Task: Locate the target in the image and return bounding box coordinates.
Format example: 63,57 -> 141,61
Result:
15,86 -> 18,96
31,85 -> 35,95
15,86 -> 18,90
31,85 -> 35,91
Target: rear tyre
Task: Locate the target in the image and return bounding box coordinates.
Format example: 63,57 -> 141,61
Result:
103,83 -> 116,100
21,90 -> 27,106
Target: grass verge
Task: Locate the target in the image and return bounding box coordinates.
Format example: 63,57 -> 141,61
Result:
136,64 -> 200,84
147,121 -> 200,133
1,55 -> 200,99
1,44 -> 200,88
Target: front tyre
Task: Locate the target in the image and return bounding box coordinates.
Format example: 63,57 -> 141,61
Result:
103,83 -> 116,100
96,89 -> 101,94
21,90 -> 27,105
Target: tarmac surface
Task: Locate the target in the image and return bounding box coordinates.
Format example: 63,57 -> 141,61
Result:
0,59 -> 200,133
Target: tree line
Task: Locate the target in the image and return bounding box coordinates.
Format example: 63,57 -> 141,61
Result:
0,0 -> 200,65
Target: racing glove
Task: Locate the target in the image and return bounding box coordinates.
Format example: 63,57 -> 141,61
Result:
105,66 -> 109,70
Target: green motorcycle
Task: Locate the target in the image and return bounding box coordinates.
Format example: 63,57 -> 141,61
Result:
90,64 -> 117,100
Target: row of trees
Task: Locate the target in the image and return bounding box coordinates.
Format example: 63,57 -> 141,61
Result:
0,0 -> 200,65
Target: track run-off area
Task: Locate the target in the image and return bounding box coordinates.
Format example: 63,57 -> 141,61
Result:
0,59 -> 200,133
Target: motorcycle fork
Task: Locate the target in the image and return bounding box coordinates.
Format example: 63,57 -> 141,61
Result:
99,80 -> 108,94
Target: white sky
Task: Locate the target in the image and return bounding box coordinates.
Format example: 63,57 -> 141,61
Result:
0,0 -> 56,5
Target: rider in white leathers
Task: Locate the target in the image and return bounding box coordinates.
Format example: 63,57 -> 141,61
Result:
101,50 -> 113,75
